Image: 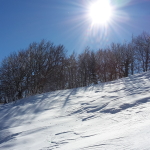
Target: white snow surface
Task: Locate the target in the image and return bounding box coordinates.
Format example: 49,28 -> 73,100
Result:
1,72 -> 150,150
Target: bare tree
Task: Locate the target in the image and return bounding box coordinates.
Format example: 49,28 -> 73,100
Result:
133,32 -> 150,72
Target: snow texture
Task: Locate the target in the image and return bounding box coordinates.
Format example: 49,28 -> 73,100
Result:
0,72 -> 150,150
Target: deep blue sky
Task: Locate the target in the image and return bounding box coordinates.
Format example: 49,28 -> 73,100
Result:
0,0 -> 150,62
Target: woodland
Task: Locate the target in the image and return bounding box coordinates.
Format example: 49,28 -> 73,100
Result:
0,32 -> 150,103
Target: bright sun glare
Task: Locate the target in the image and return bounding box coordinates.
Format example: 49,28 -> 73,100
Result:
89,0 -> 112,25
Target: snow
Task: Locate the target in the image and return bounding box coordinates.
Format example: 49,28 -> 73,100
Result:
0,72 -> 150,150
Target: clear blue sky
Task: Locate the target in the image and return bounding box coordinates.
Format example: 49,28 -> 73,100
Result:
0,0 -> 150,62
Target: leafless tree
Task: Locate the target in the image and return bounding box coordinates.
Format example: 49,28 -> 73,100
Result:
133,32 -> 150,72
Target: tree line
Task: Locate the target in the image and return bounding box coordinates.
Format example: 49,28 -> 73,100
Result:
0,31 -> 150,103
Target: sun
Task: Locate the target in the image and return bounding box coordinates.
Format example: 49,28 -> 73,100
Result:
88,0 -> 112,25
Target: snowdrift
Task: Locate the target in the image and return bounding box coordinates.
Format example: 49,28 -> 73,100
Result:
0,72 -> 150,150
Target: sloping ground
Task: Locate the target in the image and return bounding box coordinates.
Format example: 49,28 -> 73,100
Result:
0,72 -> 150,150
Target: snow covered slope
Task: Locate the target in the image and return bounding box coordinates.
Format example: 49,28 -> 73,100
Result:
0,72 -> 150,150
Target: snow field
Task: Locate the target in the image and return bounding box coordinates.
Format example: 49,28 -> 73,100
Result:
0,72 -> 150,149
